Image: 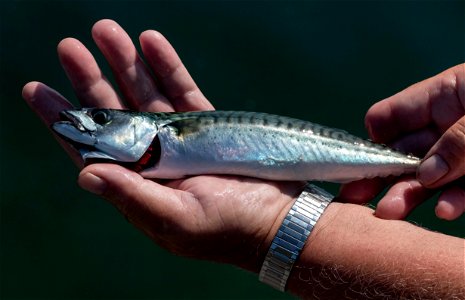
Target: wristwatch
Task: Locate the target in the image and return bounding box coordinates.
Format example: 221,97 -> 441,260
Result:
259,183 -> 334,291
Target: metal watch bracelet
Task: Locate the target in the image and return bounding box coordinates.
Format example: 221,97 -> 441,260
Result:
259,183 -> 334,291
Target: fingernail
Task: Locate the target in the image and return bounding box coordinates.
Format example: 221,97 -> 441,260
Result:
418,154 -> 449,186
79,172 -> 107,195
435,203 -> 448,220
435,187 -> 465,220
435,200 -> 456,220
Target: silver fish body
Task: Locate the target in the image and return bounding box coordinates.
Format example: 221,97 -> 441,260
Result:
53,109 -> 420,183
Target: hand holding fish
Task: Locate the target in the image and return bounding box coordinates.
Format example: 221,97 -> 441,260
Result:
22,19 -> 464,299
22,19 -> 305,271
341,64 -> 465,220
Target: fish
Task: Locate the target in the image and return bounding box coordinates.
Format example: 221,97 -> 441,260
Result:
52,108 -> 421,183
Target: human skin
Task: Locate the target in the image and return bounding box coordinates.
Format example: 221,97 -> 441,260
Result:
286,202 -> 464,299
22,19 -> 465,299
340,64 -> 465,220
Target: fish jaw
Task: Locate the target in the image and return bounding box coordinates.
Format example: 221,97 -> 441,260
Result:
52,121 -> 96,146
52,108 -> 160,162
54,116 -> 119,163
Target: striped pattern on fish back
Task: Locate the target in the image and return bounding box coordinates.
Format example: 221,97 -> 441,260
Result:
148,110 -> 391,152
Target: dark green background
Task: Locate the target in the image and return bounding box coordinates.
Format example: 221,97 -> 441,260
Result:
1,1 -> 464,299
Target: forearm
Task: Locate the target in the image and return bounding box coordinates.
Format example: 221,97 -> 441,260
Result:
281,202 -> 465,299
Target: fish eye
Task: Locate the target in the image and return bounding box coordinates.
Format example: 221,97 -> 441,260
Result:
92,110 -> 110,125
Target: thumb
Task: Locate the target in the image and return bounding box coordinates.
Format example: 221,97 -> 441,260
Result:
78,163 -> 147,203
417,116 -> 465,188
77,163 -> 182,230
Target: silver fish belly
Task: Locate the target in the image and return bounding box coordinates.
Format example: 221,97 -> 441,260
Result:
139,111 -> 420,182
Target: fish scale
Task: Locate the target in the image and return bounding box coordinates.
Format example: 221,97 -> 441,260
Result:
141,111 -> 420,182
53,109 -> 421,183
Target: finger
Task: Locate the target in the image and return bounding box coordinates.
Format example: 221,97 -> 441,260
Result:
91,19 -> 174,112
22,81 -> 82,167
417,116 -> 465,188
78,163 -> 198,235
435,186 -> 465,220
23,81 -> 72,124
338,178 -> 387,204
57,38 -> 123,108
365,64 -> 465,143
139,30 -> 215,111
389,127 -> 441,157
374,178 -> 433,220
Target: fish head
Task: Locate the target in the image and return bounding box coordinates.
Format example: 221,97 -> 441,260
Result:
52,108 -> 159,162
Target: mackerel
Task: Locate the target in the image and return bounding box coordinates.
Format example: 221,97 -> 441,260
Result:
52,108 -> 420,183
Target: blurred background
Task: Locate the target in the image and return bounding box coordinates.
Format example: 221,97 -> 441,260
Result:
1,1 -> 464,299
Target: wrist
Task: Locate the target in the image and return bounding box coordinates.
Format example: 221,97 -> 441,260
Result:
286,202 -> 373,297
235,182 -> 304,273
258,193 -> 297,267
259,184 -> 334,291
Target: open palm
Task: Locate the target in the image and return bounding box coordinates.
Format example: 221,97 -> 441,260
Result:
22,19 -> 303,272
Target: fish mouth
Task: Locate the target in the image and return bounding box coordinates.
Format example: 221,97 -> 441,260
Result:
52,110 -> 161,170
58,110 -> 97,132
51,110 -> 106,161
59,110 -> 86,131
52,110 -> 97,148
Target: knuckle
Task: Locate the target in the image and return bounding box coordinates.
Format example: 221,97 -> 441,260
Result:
447,121 -> 465,150
440,119 -> 465,171
450,118 -> 465,140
